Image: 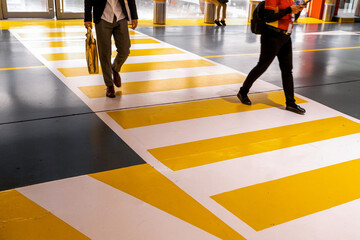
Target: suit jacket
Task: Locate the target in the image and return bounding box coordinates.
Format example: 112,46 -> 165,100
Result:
84,0 -> 138,24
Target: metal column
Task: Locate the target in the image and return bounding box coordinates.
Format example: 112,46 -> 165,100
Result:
153,0 -> 166,25
204,0 -> 216,24
0,1 -> 3,20
322,1 -> 335,21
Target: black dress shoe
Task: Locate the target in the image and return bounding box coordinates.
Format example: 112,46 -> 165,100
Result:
220,20 -> 226,26
286,104 -> 306,114
237,91 -> 252,105
106,86 -> 115,98
214,20 -> 222,26
112,68 -> 121,88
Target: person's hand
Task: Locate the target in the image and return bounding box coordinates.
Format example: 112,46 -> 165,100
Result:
131,19 -> 138,30
290,4 -> 303,14
298,3 -> 306,9
84,21 -> 92,29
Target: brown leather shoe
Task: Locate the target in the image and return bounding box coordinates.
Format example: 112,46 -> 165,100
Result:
106,86 -> 115,98
112,68 -> 121,88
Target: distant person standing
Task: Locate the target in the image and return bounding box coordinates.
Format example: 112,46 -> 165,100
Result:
237,0 -> 306,114
84,0 -> 138,98
209,0 -> 228,26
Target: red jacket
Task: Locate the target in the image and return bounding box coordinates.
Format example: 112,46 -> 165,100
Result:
265,0 -> 293,30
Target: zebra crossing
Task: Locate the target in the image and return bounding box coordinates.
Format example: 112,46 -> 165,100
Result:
3,24 -> 360,239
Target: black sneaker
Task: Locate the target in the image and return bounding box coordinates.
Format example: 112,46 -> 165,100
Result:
286,104 -> 306,114
237,91 -> 252,105
214,20 -> 222,26
220,20 -> 226,26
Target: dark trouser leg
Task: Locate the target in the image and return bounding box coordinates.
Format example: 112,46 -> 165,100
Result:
277,36 -> 295,106
95,20 -> 113,87
112,18 -> 131,72
240,33 -> 279,95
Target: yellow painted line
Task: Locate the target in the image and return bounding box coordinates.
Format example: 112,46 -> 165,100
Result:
108,91 -> 306,129
0,66 -> 46,71
42,48 -> 184,61
79,73 -> 246,98
296,17 -> 329,24
0,18 -> 330,30
17,30 -> 137,39
0,190 -> 89,239
27,38 -> 160,48
204,46 -> 360,58
298,46 -> 360,52
90,164 -> 245,240
58,59 -> 215,77
148,116 -> 360,171
0,20 -> 83,30
212,158 -> 360,231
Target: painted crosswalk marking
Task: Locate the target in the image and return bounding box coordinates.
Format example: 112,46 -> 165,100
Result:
0,190 -> 89,239
6,25 -> 360,240
26,38 -> 160,48
212,158 -> 360,231
107,91 -> 306,129
58,59 -> 216,77
148,116 -> 360,170
41,48 -> 185,61
79,72 -> 246,97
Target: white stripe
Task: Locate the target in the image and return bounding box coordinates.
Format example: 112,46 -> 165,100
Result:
68,65 -> 239,86
35,43 -> 171,54
79,81 -> 279,112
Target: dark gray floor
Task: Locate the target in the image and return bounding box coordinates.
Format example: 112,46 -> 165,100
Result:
0,30 -> 145,191
0,114 -> 145,191
138,23 -> 360,119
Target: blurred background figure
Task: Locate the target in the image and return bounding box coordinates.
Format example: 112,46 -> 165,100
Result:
209,0 -> 228,26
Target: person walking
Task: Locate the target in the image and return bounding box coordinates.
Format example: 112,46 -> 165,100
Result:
84,0 -> 138,98
237,0 -> 306,114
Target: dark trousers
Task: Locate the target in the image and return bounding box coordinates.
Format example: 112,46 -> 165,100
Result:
95,18 -> 130,87
240,27 -> 296,106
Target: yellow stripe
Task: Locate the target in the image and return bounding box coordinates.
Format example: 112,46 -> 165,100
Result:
0,190 -> 89,239
212,158 -> 360,231
90,164 -> 245,240
107,91 -> 306,129
79,73 -> 246,98
27,38 -> 160,48
0,18 -> 329,30
58,59 -> 215,77
42,48 -> 184,61
128,48 -> 184,56
17,30 -> 137,39
148,116 -> 360,171
0,66 -> 46,71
